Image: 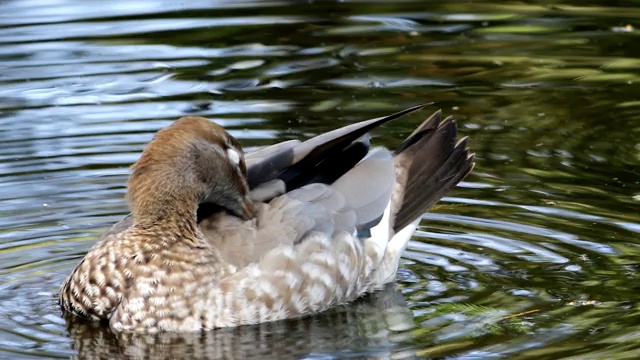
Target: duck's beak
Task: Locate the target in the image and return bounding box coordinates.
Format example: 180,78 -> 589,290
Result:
235,195 -> 256,221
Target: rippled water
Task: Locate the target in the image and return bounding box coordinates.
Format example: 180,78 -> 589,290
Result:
1,0 -> 639,359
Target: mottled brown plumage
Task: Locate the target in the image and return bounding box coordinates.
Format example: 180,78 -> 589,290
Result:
59,105 -> 474,332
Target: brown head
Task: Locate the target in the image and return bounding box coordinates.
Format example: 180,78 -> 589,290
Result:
127,116 -> 255,227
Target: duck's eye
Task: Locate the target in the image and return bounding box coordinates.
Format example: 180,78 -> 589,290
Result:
226,147 -> 241,166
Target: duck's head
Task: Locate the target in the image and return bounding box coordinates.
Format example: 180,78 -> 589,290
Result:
127,116 -> 255,225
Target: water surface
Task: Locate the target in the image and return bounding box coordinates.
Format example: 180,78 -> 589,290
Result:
1,1 -> 639,359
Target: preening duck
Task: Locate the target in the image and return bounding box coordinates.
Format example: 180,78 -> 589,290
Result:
59,104 -> 474,332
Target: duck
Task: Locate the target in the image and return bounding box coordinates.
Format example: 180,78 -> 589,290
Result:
59,104 -> 474,333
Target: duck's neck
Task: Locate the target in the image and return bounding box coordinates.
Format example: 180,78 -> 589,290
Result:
129,191 -> 201,241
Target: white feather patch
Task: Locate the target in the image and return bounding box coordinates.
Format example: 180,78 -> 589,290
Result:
227,147 -> 241,165
367,201 -> 392,259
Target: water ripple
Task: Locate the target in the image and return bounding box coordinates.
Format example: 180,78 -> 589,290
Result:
0,0 -> 639,359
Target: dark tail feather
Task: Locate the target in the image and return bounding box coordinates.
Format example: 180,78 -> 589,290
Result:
391,111 -> 474,232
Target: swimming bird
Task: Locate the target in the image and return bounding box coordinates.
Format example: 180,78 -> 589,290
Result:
59,104 -> 474,332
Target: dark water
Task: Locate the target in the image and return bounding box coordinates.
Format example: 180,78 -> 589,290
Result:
1,0 -> 639,359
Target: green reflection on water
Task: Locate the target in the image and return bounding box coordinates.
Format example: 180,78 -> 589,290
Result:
0,0 -> 639,359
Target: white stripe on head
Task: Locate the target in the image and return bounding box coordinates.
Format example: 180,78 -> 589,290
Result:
226,147 -> 241,166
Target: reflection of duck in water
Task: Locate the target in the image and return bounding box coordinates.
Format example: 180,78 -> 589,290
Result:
59,104 -> 473,332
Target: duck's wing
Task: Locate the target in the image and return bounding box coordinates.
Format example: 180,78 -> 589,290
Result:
208,105 -> 472,271
244,103 -> 429,200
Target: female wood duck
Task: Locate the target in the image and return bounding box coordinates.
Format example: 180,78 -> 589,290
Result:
59,104 -> 474,332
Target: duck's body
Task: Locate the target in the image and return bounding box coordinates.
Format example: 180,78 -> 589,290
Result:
59,105 -> 473,332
